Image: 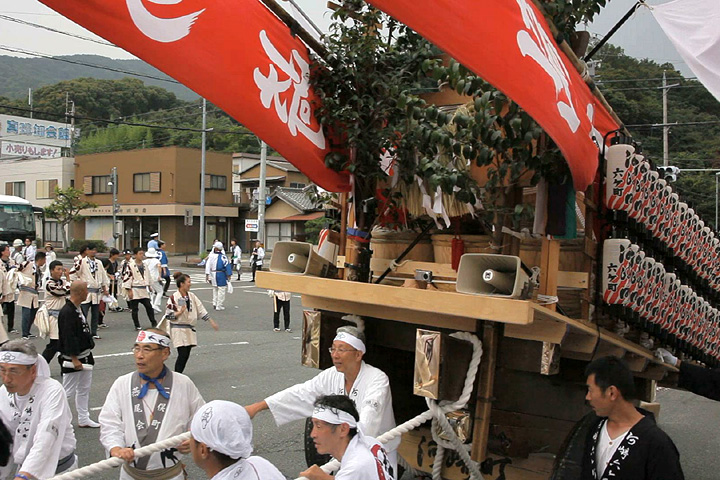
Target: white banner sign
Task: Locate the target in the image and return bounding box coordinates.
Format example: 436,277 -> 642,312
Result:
245,219 -> 259,232
652,0 -> 720,103
0,114 -> 72,148
1,140 -> 62,159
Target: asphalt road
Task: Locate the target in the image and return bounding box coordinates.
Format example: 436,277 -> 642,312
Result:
6,265 -> 720,479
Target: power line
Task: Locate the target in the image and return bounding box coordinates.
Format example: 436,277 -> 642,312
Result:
0,14 -> 117,47
603,84 -> 707,92
0,45 -> 179,84
596,76 -> 697,84
627,120 -> 720,128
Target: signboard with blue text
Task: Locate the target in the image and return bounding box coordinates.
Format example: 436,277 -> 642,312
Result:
0,114 -> 72,149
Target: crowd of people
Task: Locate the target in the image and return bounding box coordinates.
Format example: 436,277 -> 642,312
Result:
4,237 -> 718,480
0,313 -> 397,479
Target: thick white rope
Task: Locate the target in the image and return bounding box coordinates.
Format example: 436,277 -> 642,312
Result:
49,333 -> 483,480
297,331 -> 484,480
48,432 -> 191,480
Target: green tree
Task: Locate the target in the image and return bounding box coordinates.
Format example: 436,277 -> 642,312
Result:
44,187 -> 97,249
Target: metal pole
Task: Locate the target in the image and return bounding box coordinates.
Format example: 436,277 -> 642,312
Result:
199,99 -> 207,256
257,141 -> 268,244
112,166 -> 118,249
662,71 -> 669,166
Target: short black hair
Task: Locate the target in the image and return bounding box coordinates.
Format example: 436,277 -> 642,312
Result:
158,240 -> 165,247
314,395 -> 359,438
0,245 -> 7,254
133,247 -> 143,255
585,356 -> 636,401
49,260 -> 63,271
79,245 -> 88,254
109,248 -> 120,256
35,251 -> 46,262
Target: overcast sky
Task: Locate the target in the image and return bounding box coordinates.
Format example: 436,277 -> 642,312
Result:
0,0 -> 688,75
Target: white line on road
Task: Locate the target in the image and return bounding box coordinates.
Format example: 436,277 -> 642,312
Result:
94,341 -> 249,359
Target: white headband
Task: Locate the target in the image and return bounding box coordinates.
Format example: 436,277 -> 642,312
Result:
312,405 -> 357,428
334,332 -> 366,353
135,331 -> 171,348
0,351 -> 38,366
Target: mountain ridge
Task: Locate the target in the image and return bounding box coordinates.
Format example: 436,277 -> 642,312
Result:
0,54 -> 198,101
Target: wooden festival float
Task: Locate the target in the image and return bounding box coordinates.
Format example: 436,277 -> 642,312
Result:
256,33 -> 720,480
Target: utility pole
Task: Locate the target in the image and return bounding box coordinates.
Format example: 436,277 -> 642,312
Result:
662,72 -> 668,166
716,172 -> 720,230
28,88 -> 33,119
199,98 -> 207,256
661,72 -> 680,166
111,167 -> 119,249
257,141 -> 268,244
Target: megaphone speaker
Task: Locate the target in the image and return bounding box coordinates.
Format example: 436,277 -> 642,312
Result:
456,254 -> 531,299
270,241 -> 338,278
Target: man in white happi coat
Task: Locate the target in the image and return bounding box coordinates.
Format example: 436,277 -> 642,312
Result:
204,242 -> 232,311
189,400 -> 284,480
70,245 -> 109,340
144,248 -> 164,313
245,326 -> 398,470
17,252 -> 46,340
99,329 -> 205,480
300,395 -> 395,480
0,339 -> 78,480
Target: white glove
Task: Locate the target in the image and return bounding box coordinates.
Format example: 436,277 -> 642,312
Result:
656,347 -> 678,366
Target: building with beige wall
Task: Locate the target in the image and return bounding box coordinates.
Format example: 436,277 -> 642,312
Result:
75,146 -> 237,254
0,155 -> 75,246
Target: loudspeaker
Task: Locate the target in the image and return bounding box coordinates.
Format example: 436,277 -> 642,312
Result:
456,254 -> 531,299
269,241 -> 337,278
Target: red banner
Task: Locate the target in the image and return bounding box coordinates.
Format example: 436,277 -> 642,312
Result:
367,0 -> 620,190
39,0 -> 350,192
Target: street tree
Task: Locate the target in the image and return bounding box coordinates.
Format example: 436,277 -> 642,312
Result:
44,187 -> 97,249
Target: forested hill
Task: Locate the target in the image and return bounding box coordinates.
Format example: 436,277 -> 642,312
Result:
0,54 -> 197,101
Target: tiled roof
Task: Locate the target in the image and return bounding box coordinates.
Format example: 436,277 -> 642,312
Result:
273,186 -> 319,212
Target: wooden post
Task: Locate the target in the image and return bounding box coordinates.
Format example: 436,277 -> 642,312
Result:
471,322 -> 499,462
539,237 -> 560,312
582,185 -> 597,321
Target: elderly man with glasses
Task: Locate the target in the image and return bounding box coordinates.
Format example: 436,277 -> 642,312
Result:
0,339 -> 78,479
98,329 -> 205,480
245,325 -> 398,472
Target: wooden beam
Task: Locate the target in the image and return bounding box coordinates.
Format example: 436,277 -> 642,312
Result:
557,271 -> 589,289
302,295 -> 478,332
257,272 -> 535,325
538,238 -> 560,312
562,332 -> 597,354
504,317 -> 567,344
471,323 -> 499,462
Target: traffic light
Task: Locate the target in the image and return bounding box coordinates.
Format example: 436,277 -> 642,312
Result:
657,165 -> 680,182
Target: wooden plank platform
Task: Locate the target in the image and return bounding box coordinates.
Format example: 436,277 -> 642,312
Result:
256,271 -> 535,328
256,271 -> 678,373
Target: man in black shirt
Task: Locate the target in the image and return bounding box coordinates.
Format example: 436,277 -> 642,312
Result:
581,356 -> 684,480
58,280 -> 99,428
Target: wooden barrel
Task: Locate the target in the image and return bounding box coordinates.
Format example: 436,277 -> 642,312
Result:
370,229 -> 434,262
431,234 -> 493,264
519,238 -> 586,271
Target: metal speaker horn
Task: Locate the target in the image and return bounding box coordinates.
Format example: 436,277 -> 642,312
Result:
269,241 -> 337,278
456,254 -> 531,299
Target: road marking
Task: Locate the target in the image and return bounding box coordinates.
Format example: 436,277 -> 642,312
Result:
94,352 -> 134,359
94,341 -> 249,359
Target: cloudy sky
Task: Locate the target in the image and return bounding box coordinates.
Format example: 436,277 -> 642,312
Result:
0,0 -> 689,75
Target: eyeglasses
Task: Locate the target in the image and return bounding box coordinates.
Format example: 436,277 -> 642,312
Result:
328,347 -> 357,354
0,366 -> 30,377
132,346 -> 165,354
